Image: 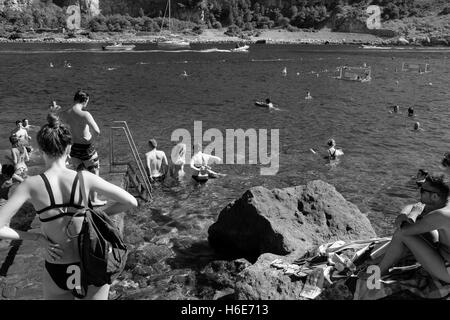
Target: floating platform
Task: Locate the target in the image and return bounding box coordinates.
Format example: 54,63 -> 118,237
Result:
401,62 -> 431,73
334,66 -> 372,82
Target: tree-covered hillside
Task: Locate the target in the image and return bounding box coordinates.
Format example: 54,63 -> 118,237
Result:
0,0 -> 448,39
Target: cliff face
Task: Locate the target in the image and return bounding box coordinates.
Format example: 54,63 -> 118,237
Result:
0,0 -> 100,16
0,0 -> 36,11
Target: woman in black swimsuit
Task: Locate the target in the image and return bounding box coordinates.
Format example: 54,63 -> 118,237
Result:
0,113 -> 137,299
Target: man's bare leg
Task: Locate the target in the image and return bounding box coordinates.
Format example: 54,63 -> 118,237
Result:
388,231 -> 450,283
377,229 -> 411,274
360,229 -> 450,283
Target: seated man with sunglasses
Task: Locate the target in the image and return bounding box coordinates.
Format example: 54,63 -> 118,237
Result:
361,174 -> 450,283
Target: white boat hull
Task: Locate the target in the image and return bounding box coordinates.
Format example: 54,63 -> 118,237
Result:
157,39 -> 191,49
102,45 -> 135,51
231,45 -> 250,52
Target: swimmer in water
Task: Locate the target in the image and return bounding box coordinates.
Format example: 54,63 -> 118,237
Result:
181,70 -> 188,77
190,143 -> 223,178
389,105 -> 400,114
326,139 -> 344,160
305,91 -> 313,100
327,139 -> 337,160
408,107 -> 415,117
170,142 -> 186,180
282,67 -> 287,76
50,62 -> 54,68
413,122 -> 424,131
256,98 -> 276,110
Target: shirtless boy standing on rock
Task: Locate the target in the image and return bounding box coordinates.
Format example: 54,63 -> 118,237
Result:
57,90 -> 106,206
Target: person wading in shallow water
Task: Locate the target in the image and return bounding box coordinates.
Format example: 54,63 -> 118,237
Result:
145,138 -> 168,182
0,113 -> 137,300
57,90 -> 106,206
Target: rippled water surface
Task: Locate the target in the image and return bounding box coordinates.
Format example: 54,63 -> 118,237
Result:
1,43 -> 450,240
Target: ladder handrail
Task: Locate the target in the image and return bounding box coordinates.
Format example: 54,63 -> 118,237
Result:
109,122 -> 152,199
113,121 -> 148,175
110,126 -> 152,197
114,121 -> 152,193
110,126 -> 152,198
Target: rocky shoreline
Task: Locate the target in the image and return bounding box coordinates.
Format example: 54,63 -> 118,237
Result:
1,28 -> 449,47
115,180 -> 378,300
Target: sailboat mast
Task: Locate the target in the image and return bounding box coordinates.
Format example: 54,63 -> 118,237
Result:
169,0 -> 171,32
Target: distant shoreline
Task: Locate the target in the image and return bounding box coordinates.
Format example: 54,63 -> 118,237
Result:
0,28 -> 433,47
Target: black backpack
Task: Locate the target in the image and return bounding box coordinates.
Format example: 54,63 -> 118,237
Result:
69,172 -> 128,299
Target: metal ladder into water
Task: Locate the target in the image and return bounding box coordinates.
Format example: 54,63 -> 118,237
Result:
109,121 -> 152,200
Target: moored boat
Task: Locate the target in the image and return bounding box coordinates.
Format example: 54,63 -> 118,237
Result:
230,45 -> 250,52
102,43 -> 136,51
157,37 -> 191,49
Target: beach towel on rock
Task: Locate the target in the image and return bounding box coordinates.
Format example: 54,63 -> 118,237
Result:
270,238 -> 450,300
353,264 -> 450,300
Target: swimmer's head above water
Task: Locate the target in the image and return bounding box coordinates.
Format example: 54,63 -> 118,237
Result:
265,98 -> 271,104
327,139 -> 336,147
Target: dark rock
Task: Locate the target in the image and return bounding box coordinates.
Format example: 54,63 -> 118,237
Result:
430,36 -> 448,46
208,180 -> 376,260
235,253 -> 305,300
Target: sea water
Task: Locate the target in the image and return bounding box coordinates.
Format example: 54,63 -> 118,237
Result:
1,42 -> 449,240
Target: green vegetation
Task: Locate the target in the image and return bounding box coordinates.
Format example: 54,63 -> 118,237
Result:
0,0 -> 448,38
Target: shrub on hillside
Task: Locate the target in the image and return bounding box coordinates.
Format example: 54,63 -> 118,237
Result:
286,24 -> 298,32
224,24 -> 241,36
212,21 -> 222,29
192,25 -> 204,35
440,7 -> 450,15
278,17 -> 290,28
105,14 -> 131,32
88,14 -> 108,32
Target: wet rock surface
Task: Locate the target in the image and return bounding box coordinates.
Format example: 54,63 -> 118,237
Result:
115,180 -> 377,300
208,180 -> 376,260
1,176 -> 417,300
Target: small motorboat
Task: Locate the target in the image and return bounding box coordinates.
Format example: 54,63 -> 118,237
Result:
102,43 -> 136,51
231,45 -> 250,52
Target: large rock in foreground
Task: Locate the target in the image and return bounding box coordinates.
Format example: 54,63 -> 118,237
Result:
208,180 -> 376,259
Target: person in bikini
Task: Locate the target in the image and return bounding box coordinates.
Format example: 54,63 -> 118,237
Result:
327,139 -> 337,160
145,138 -> 168,183
361,174 -> 450,283
58,90 -> 106,206
0,113 -> 137,300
